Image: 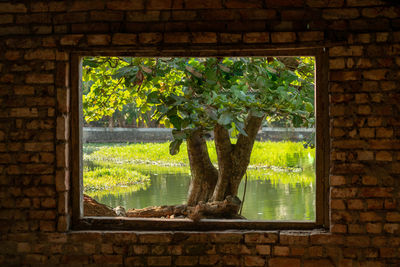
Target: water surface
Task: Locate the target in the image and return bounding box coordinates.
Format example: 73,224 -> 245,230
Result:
89,168 -> 315,221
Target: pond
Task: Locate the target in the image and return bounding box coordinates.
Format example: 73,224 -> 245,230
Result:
88,167 -> 315,221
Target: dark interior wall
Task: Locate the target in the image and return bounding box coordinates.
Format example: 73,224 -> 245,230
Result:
0,0 -> 399,266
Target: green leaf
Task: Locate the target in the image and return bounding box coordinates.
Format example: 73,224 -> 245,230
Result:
305,102 -> 313,113
169,115 -> 182,130
217,112 -> 233,125
147,91 -> 160,104
169,139 -> 183,155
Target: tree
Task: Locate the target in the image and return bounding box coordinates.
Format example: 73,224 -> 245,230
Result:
82,56 -> 315,218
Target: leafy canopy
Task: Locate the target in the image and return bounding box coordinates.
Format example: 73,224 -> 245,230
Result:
82,56 -> 315,154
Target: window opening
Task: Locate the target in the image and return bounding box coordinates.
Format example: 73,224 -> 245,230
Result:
81,56 -> 316,221
71,49 -> 329,230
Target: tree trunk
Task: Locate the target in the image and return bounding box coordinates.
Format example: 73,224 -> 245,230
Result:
211,114 -> 265,201
186,129 -> 219,206
186,113 -> 264,214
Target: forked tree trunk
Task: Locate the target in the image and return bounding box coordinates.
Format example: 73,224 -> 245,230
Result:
186,114 -> 265,207
186,129 -> 219,206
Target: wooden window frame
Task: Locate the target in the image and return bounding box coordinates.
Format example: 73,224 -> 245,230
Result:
70,47 -> 329,231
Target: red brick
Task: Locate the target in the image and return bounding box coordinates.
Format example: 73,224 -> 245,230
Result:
268,258 -> 300,267
199,255 -> 219,265
271,32 -> 296,43
139,233 -> 172,244
273,246 -> 289,256
164,32 -> 190,43
192,32 -> 217,43
360,212 -> 382,222
147,256 -> 172,266
363,69 -> 388,80
127,11 -> 160,21
220,33 -> 242,43
330,46 -> 363,57
175,256 -> 198,266
185,0 -> 222,9
360,187 -> 393,197
366,223 -> 382,234
376,151 -> 392,161
244,32 -> 269,43
244,232 -> 278,243
112,33 -> 137,45
306,0 -> 344,7
26,73 -> 53,84
304,259 -> 334,267
90,10 -> 124,21
87,34 -> 111,46
331,224 -> 347,233
323,8 -> 360,19
139,33 -> 163,44
5,50 -> 22,60
369,140 -> 400,150
384,224 -> 400,234
69,1 -> 104,11
225,0 -> 262,8
93,255 -> 123,265
107,1 -> 144,10
0,3 -> 27,13
60,34 -> 84,46
10,108 -> 38,118
244,256 -> 265,266
331,199 -> 346,210
0,14 -> 14,24
362,175 -> 377,185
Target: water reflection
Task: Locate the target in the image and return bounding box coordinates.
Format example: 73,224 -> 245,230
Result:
89,169 -> 315,221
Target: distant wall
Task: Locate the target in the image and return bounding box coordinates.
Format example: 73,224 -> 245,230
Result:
82,127 -> 314,143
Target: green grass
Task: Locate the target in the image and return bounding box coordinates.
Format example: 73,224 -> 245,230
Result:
84,165 -> 150,192
83,140 -> 315,193
84,140 -> 315,169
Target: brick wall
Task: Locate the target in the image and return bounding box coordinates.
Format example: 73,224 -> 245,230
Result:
0,0 -> 399,266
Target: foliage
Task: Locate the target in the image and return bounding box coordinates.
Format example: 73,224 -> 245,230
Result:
82,56 -> 315,153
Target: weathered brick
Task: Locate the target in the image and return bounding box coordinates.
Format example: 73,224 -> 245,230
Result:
60,34 -> 84,46
175,256 -> 198,266
139,33 -> 163,44
268,258 -> 300,267
363,69 -> 388,80
0,14 -> 14,24
330,175 -> 346,185
112,33 -> 137,45
220,33 -> 242,43
244,256 -> 265,266
87,34 -> 111,46
147,256 -> 172,266
0,3 -> 27,13
323,8 -> 360,20
244,32 -> 269,43
255,245 -> 270,255
271,32 -> 296,43
192,32 -> 217,43
164,32 -> 190,43
185,0 -> 222,9
93,255 -> 123,265
26,73 -> 54,84
306,0 -> 344,7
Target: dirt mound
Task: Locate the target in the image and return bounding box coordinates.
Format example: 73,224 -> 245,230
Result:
84,194 -> 117,217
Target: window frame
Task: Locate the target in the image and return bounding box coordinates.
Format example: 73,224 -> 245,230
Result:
70,47 -> 329,231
